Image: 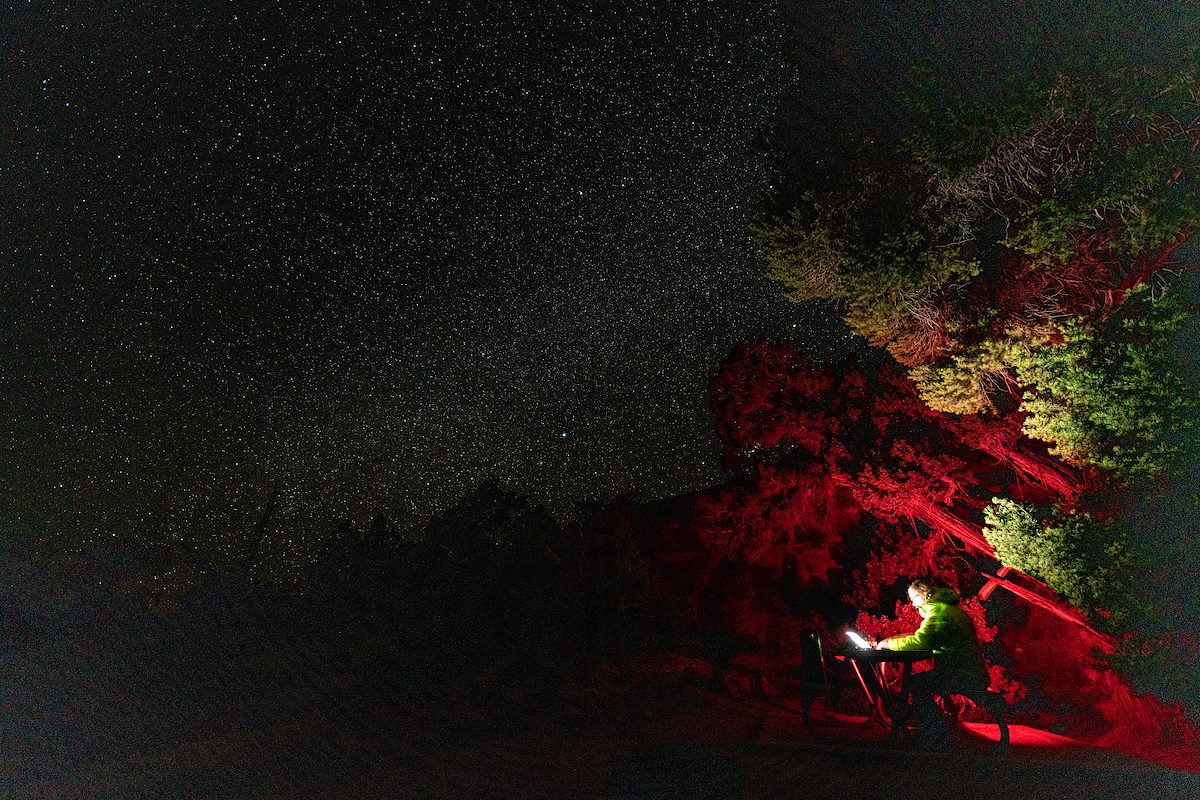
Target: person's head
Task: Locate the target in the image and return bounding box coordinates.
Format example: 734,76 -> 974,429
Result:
907,579 -> 933,611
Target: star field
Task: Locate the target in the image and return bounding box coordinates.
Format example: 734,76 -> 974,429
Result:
3,1 -> 867,575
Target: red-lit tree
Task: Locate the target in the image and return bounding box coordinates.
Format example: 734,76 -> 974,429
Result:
677,44 -> 1200,752
705,341 -> 1105,632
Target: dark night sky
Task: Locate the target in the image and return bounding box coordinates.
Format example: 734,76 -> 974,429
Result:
3,2 -> 1178,576
3,1 -> 850,573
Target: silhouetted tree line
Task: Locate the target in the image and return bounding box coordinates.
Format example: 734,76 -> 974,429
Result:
19,481 -> 660,705
305,481 -> 657,694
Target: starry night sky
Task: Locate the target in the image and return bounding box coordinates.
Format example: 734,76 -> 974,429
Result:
5,2 -> 1155,574
4,2 -> 844,569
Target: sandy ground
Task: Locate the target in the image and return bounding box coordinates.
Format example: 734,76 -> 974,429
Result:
16,685 -> 1200,800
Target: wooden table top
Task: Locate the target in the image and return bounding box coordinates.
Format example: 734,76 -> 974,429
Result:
834,648 -> 934,663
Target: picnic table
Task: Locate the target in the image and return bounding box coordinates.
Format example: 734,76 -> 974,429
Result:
834,647 -> 934,735
831,648 -> 1010,751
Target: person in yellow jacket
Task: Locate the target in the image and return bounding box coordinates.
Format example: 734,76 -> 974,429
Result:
876,579 -> 989,748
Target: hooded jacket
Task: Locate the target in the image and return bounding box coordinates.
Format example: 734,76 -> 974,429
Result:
880,587 -> 989,687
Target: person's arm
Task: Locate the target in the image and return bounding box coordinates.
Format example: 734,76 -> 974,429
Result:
878,614 -> 936,651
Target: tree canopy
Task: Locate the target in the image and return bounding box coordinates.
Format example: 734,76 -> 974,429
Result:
727,35 -> 1200,730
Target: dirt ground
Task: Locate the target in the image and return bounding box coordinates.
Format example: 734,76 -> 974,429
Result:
18,684 -> 1200,800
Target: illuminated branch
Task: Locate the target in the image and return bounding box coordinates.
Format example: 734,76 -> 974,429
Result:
904,501 -> 1110,643
978,568 -> 1113,648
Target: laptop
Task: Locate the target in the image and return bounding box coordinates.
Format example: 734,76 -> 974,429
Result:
845,631 -> 873,649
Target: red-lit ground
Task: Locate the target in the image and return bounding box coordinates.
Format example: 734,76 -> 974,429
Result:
23,682 -> 1200,799
959,720 -> 1074,748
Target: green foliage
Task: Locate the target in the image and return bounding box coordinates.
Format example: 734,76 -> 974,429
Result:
900,85 -> 1050,183
752,198 -> 850,304
982,499 -> 1133,623
1010,288 -> 1195,481
1001,198 -> 1095,265
903,58 -> 1200,265
758,55 -> 1200,369
841,227 -> 978,354
1001,107 -> 1200,262
753,178 -> 978,364
911,339 -> 1016,414
911,286 -> 1195,481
